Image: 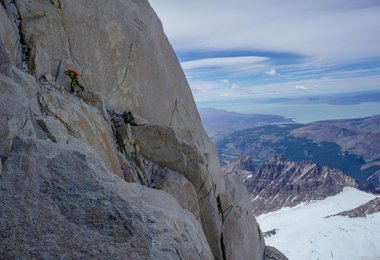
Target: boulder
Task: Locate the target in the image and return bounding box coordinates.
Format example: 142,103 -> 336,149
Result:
124,171 -> 139,183
37,88 -> 123,178
0,138 -> 213,259
155,170 -> 200,219
118,151 -> 131,170
76,90 -> 109,121
264,246 -> 289,260
34,115 -> 70,143
131,125 -> 207,187
117,151 -> 140,183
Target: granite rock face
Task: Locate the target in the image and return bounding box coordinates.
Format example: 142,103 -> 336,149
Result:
13,0 -> 225,198
0,71 -> 35,158
0,138 -> 213,259
11,0 -> 210,148
155,169 -> 200,219
218,174 -> 265,260
37,87 -> 123,177
0,3 -> 21,74
129,124 -> 233,257
0,1 -> 268,259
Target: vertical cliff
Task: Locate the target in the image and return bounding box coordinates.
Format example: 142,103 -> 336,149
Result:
0,0 -> 267,259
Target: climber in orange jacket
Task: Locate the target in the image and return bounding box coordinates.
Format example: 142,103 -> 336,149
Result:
65,69 -> 84,92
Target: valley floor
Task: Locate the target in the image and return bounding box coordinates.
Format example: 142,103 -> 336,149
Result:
257,187 -> 380,260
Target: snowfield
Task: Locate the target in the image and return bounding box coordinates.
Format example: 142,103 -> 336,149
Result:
257,187 -> 380,260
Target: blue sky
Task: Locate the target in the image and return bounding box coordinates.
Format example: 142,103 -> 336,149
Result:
149,0 -> 380,103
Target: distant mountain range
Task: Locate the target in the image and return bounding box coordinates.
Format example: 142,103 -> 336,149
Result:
224,156 -> 380,259
292,114 -> 380,161
223,156 -> 358,215
204,108 -> 380,259
200,108 -> 380,193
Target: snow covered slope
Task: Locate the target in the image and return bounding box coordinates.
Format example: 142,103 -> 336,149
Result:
257,187 -> 380,260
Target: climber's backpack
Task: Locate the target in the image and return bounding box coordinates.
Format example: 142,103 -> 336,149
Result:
123,112 -> 134,124
67,69 -> 79,78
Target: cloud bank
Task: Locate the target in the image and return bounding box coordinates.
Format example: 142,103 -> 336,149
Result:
150,0 -> 380,62
149,0 -> 380,102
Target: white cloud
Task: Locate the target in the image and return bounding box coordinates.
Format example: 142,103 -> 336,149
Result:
150,0 -> 380,102
295,85 -> 308,90
181,56 -> 267,70
150,0 -> 380,63
265,69 -> 277,76
232,83 -> 240,90
187,75 -> 380,102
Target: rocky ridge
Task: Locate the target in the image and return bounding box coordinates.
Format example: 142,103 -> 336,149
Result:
263,246 -> 288,260
212,112 -> 380,192
224,156 -> 358,215
327,197 -> 380,218
364,170 -> 380,193
292,123 -> 380,161
0,0 -> 272,259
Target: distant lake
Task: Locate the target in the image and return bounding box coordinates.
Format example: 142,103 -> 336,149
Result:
196,101 -> 380,123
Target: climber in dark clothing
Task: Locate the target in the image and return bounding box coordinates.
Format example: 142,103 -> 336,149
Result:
65,69 -> 84,92
123,111 -> 138,126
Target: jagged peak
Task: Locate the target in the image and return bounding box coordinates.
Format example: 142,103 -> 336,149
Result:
224,155 -> 359,215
